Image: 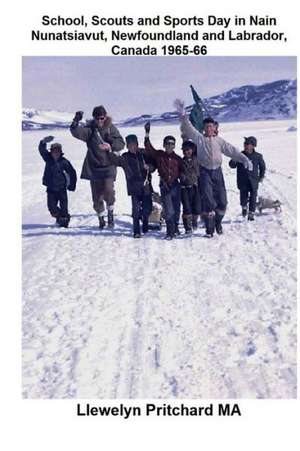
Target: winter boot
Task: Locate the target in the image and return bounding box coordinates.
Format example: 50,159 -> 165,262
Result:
248,211 -> 255,221
174,223 -> 181,236
98,215 -> 106,229
215,213 -> 224,235
204,214 -> 215,237
133,218 -> 141,237
242,206 -> 248,217
142,218 -> 149,234
58,215 -> 70,228
192,215 -> 198,230
165,220 -> 175,240
107,210 -> 114,229
183,215 -> 193,235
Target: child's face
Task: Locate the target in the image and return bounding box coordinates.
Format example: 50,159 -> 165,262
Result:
164,142 -> 175,154
244,144 -> 254,153
183,148 -> 193,158
204,123 -> 216,137
51,149 -> 62,160
127,142 -> 138,153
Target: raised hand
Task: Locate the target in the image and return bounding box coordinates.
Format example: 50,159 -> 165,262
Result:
42,135 -> 54,143
174,98 -> 185,117
73,111 -> 84,122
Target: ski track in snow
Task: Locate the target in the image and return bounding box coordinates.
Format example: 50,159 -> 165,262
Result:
22,121 -> 297,399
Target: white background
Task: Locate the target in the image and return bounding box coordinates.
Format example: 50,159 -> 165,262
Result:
1,0 -> 299,449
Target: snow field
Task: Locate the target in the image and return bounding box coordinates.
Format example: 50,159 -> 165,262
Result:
22,120 -> 297,398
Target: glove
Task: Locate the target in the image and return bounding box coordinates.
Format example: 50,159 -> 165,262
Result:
73,111 -> 84,122
244,159 -> 253,171
174,98 -> 185,116
259,177 -> 264,183
42,135 -> 54,143
144,121 -> 151,134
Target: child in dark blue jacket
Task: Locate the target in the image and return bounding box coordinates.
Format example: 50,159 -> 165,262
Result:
229,136 -> 266,221
38,136 -> 77,227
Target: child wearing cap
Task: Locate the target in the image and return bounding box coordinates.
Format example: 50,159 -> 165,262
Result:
104,134 -> 155,238
38,136 -> 77,227
180,140 -> 201,234
229,136 -> 266,221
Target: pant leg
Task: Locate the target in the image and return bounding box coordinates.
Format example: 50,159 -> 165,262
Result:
141,193 -> 153,219
239,187 -> 249,207
212,168 -> 227,216
103,178 -> 115,210
191,185 -> 202,215
197,176 -> 203,214
131,195 -> 141,234
181,187 -> 192,215
172,182 -> 181,225
199,168 -> 216,214
160,184 -> 175,222
248,187 -> 258,212
47,190 -> 60,217
161,184 -> 176,235
90,180 -> 105,215
58,190 -> 69,217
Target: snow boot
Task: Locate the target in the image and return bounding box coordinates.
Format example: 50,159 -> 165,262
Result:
204,214 -> 215,237
98,215 -> 106,229
58,215 -> 70,228
248,211 -> 255,221
192,215 -> 198,230
183,215 -> 193,235
133,218 -> 141,237
215,213 -> 224,235
242,206 -> 248,217
165,220 -> 175,240
174,223 -> 181,236
107,210 -> 114,229
142,218 -> 149,234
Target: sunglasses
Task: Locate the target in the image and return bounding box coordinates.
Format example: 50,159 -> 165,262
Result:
165,142 -> 175,146
95,116 -> 106,121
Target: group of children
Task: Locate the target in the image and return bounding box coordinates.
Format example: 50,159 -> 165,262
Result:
38,109 -> 266,238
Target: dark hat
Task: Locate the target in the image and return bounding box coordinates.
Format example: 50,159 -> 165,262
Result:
92,105 -> 107,118
203,117 -> 215,124
182,139 -> 196,152
244,136 -> 257,147
163,135 -> 176,146
125,134 -> 138,144
50,143 -> 62,151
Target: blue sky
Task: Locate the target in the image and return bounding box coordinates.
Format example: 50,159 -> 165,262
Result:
22,56 -> 296,120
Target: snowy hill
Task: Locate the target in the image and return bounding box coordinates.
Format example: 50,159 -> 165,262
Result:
122,79 -> 297,126
22,108 -> 74,131
22,79 -> 297,130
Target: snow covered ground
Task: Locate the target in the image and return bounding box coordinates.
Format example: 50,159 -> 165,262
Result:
22,120 -> 297,399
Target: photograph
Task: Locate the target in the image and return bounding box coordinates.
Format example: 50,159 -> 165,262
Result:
22,56 -> 297,399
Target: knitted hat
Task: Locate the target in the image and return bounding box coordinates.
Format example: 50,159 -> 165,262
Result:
244,136 -> 257,147
182,139 -> 196,152
50,143 -> 62,151
163,135 -> 176,146
125,134 -> 138,144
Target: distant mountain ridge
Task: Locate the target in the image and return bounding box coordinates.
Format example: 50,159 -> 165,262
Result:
22,79 -> 297,130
